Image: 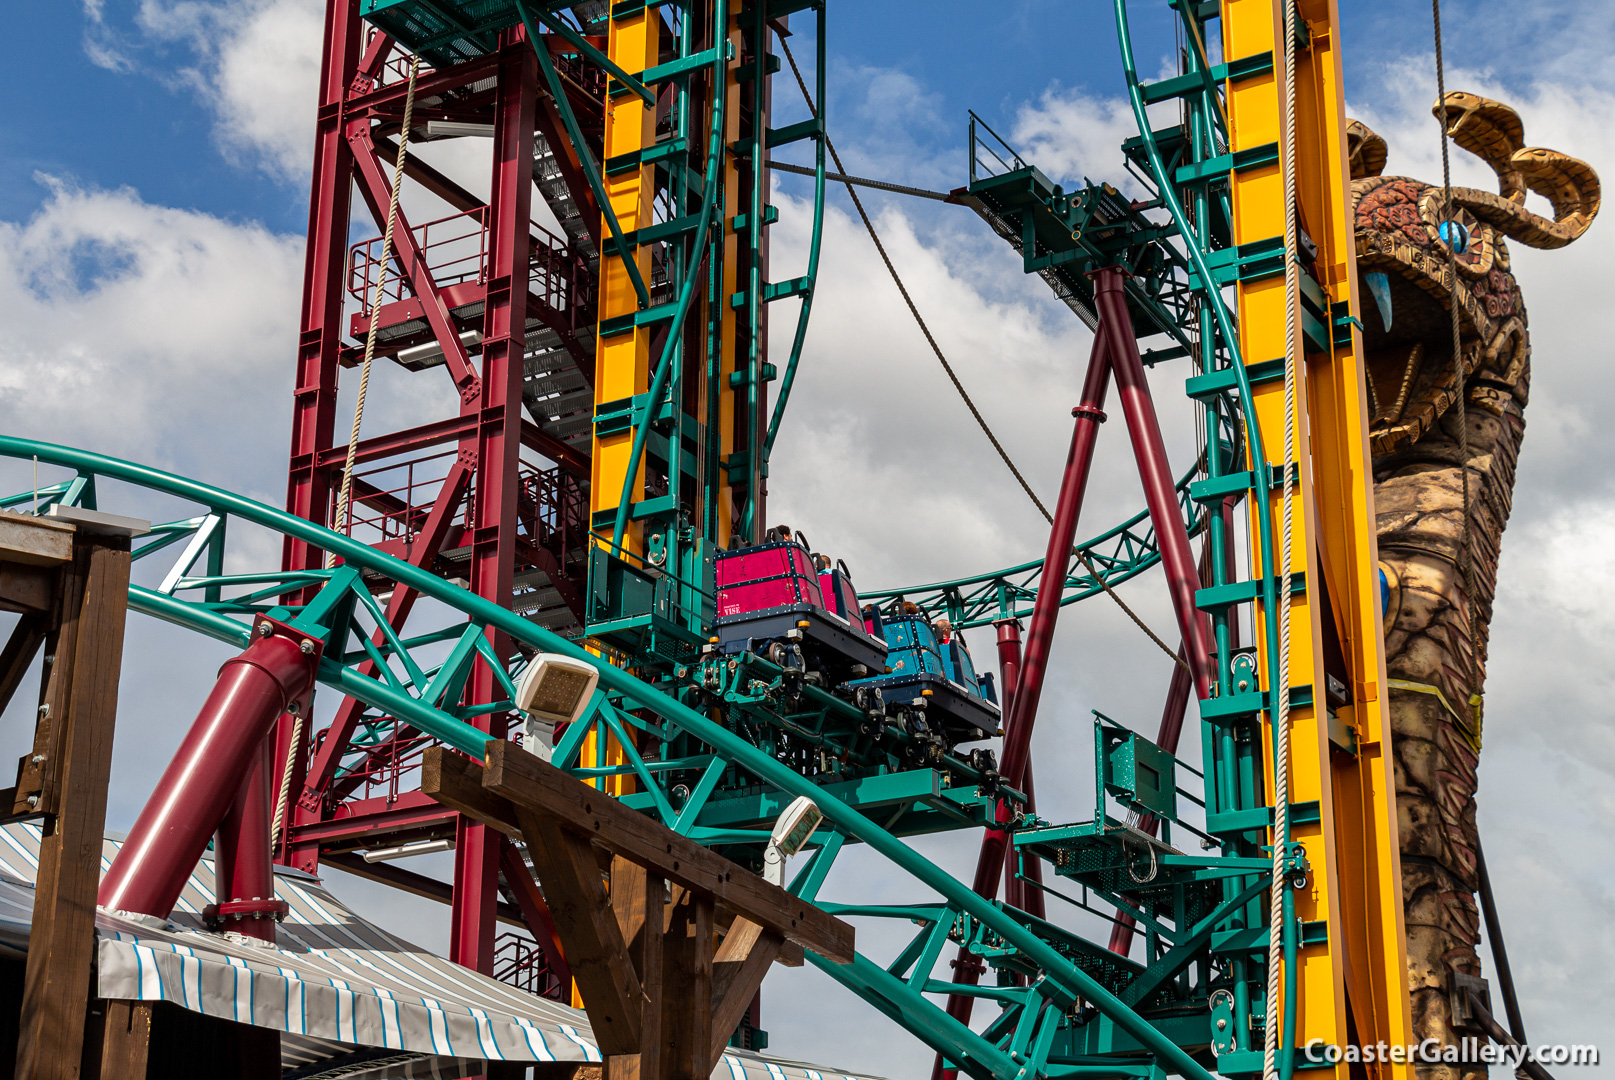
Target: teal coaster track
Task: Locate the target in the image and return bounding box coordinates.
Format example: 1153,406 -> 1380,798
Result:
0,1 -> 1312,1076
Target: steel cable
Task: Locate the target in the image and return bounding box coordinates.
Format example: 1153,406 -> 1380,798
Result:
778,38 -> 1187,672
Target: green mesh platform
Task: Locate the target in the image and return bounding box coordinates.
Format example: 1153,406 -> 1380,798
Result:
1017,820 -> 1222,926
360,0 -> 521,68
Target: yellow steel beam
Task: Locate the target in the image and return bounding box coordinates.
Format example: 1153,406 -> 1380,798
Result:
713,0 -> 746,550
592,8 -> 658,557
1222,0 -> 1413,1070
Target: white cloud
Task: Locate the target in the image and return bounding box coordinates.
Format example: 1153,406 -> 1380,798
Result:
0,175 -> 302,473
1009,84 -> 1157,195
81,0 -> 324,181
185,0 -> 324,179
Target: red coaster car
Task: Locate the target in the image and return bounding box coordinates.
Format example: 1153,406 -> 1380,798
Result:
713,531 -> 888,682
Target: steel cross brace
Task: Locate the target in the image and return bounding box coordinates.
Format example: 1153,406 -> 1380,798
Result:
294,457 -> 474,822
347,120 -> 482,397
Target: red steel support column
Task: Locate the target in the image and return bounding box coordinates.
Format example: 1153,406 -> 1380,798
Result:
994,619 -> 1046,919
934,312 -> 1116,1080
450,28 -> 535,976
100,619 -> 320,920
1093,270 -> 1215,700
285,0 -> 360,574
214,740 -> 279,942
277,0 -> 361,878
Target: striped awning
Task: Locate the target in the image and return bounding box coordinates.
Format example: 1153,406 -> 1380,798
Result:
0,824 -> 879,1080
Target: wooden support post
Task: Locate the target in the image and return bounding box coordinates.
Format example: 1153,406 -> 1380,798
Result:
660,887 -> 713,1080
608,857 -> 662,1080
7,522 -> 132,1080
96,1001 -> 152,1080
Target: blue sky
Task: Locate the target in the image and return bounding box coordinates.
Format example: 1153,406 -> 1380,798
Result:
0,1 -> 1547,229
0,3 -> 1611,1078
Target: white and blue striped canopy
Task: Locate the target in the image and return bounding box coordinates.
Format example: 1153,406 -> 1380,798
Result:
0,823 -> 879,1080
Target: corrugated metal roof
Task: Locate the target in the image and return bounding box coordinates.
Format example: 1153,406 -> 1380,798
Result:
0,823 -> 880,1080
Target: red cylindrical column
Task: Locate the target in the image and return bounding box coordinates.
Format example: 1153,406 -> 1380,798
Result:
999,329 -> 1114,789
934,319 -> 1115,1080
100,619 -> 320,920
1093,270 -> 1215,700
214,739 -> 278,942
996,620 -> 1027,916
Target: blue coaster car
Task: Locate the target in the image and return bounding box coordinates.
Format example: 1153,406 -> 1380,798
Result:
712,539 -> 888,680
847,613 -> 1001,739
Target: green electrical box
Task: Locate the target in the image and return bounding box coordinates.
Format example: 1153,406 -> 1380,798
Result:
1102,729 -> 1178,821
585,541 -> 713,670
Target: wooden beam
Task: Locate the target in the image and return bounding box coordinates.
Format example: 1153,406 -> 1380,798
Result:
480,741 -> 855,963
660,887 -> 714,1080
0,613 -> 45,716
421,746 -> 521,839
0,513 -> 73,567
709,918 -> 783,1066
16,535 -> 130,1080
0,563 -> 54,615
515,804 -> 643,1055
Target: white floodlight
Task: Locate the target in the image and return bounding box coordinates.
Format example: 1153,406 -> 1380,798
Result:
763,795 -> 824,886
515,654 -> 600,727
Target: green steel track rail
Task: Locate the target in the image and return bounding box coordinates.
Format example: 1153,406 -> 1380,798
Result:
862,458 -> 1210,629
0,435 -> 1215,1080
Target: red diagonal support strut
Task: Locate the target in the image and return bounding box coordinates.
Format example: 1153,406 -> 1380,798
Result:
933,288 -> 1116,1080
347,122 -> 482,396
1092,270 -> 1215,699
935,268 -> 1218,1079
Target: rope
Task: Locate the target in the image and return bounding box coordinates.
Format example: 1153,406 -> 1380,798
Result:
274,53 -> 421,851
778,38 -> 1187,673
1431,0 -> 1480,701
1265,5 -> 1302,1078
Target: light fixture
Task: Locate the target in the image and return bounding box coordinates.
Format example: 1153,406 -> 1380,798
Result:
515,653 -> 600,726
396,329 -> 483,370
425,120 -> 495,139
363,837 -> 454,863
763,795 -> 824,886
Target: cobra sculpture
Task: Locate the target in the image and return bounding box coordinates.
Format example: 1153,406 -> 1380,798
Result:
1349,92 -> 1599,1062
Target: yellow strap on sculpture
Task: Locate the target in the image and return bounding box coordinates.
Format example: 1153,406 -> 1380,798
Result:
1385,677 -> 1483,750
